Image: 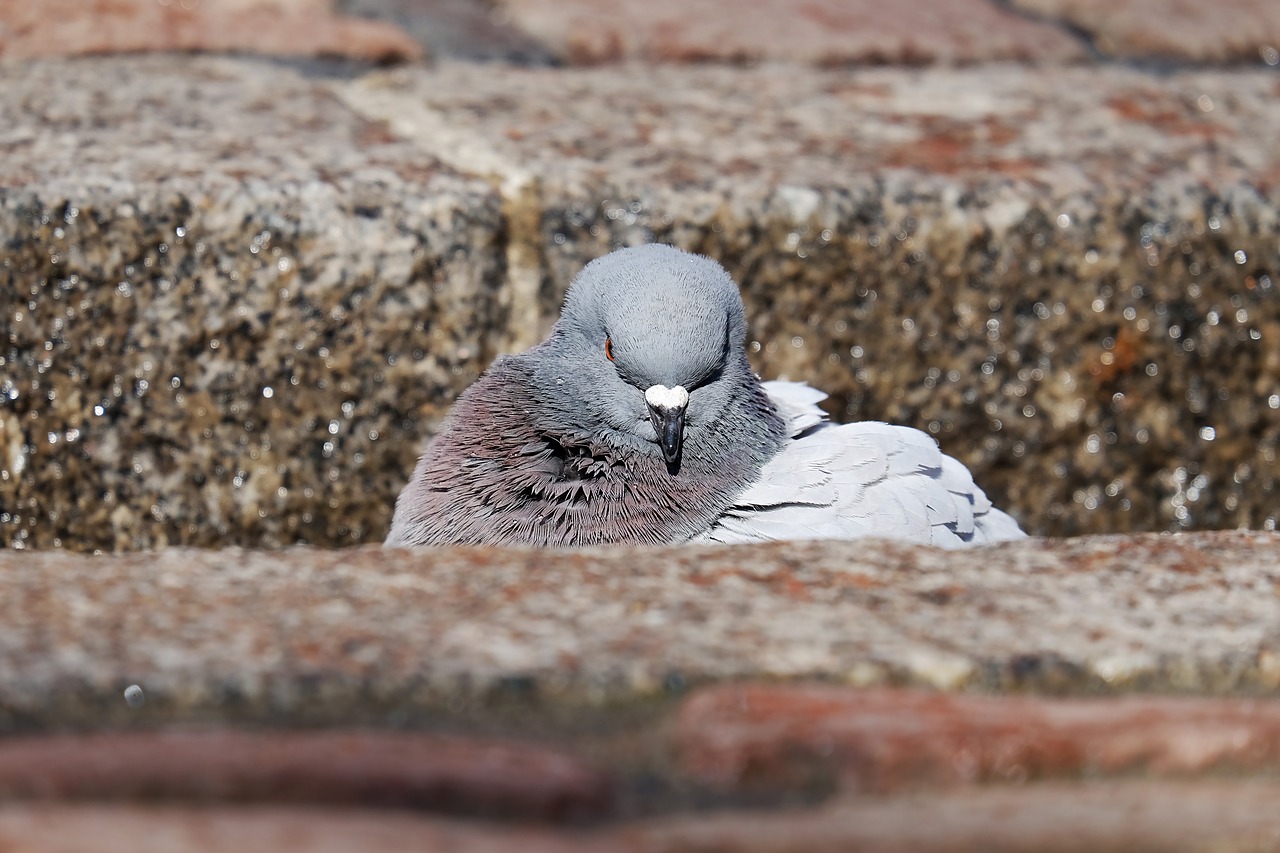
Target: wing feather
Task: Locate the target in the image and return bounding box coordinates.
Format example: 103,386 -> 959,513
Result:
699,383 -> 1026,548
760,380 -> 829,436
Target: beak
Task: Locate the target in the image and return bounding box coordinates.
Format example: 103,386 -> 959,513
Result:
645,384 -> 690,466
651,404 -> 685,464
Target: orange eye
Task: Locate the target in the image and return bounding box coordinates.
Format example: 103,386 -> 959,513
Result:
605,336 -> 615,361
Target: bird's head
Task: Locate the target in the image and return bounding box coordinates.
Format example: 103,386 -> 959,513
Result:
541,244 -> 752,471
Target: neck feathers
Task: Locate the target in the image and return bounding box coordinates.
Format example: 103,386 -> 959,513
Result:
385,357 -> 784,547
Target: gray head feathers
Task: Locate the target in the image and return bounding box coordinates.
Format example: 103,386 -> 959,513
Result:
558,244 -> 746,393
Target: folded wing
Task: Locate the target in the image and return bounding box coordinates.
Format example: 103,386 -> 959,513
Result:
696,381 -> 1026,548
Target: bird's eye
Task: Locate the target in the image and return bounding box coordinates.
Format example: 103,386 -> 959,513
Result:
605,336 -> 614,361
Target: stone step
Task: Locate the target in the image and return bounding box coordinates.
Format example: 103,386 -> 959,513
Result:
11,0 -> 1279,65
3,56 -> 1278,549
5,781 -> 1280,853
2,532 -> 1276,731
486,0 -> 1280,64
0,532 -> 1279,843
5,6 -> 1280,842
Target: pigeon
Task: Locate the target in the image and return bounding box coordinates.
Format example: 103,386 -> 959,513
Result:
385,244 -> 1025,549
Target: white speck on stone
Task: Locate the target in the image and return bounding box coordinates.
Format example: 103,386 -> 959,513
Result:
775,185 -> 821,222
6,423 -> 26,476
904,649 -> 975,690
645,384 -> 689,410
981,193 -> 1031,236
1260,650 -> 1280,687
843,661 -> 889,687
760,643 -> 840,675
1094,653 -> 1156,685
124,684 -> 145,708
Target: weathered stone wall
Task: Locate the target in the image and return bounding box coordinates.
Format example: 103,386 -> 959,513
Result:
1,59 -> 507,550
4,59 -> 1279,550
4,1 -> 1280,849
2,533 -> 1280,848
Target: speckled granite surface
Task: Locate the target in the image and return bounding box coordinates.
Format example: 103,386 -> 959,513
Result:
489,0 -> 1088,65
1010,0 -> 1280,62
3,8 -> 1280,846
1,58 -> 505,550
0,0 -> 423,62
5,781 -> 1280,852
4,8 -> 1280,844
0,531 -> 1278,841
343,61 -> 1280,540
3,57 -> 1279,549
2,532 -> 1276,733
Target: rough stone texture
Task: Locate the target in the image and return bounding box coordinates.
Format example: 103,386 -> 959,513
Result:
5,684 -> 1280,828
0,729 -> 611,819
3,782 -> 1280,852
347,61 -> 1280,540
1010,0 -> 1280,63
1,532 -> 1277,734
635,781 -> 1280,853
0,804 -> 595,853
339,0 -> 558,63
4,58 -> 1279,549
0,57 -> 504,551
491,0 -> 1088,65
11,0 -> 1276,68
0,0 -> 423,62
677,685 -> 1280,794
5,9 -> 1280,847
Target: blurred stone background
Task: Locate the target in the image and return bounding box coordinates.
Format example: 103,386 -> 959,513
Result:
2,0 -> 1276,551
4,3 -> 1280,850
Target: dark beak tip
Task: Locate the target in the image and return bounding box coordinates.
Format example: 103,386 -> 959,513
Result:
650,402 -> 686,465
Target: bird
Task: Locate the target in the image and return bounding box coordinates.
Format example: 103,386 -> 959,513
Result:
385,244 -> 1025,549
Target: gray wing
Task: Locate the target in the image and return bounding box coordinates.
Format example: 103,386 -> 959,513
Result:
695,382 -> 1026,548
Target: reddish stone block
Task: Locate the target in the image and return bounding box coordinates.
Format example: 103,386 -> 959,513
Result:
0,803 -> 607,853
495,0 -> 1086,65
676,685 -> 1280,792
0,0 -> 423,62
0,729 -> 611,820
5,782 -> 1280,852
639,780 -> 1280,852
1010,0 -> 1280,62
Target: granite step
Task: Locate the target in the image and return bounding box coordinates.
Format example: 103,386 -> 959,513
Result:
4,4 -> 1280,846
4,781 -> 1280,853
0,532 -> 1278,844
2,532 -> 1276,731
3,55 -> 1278,549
